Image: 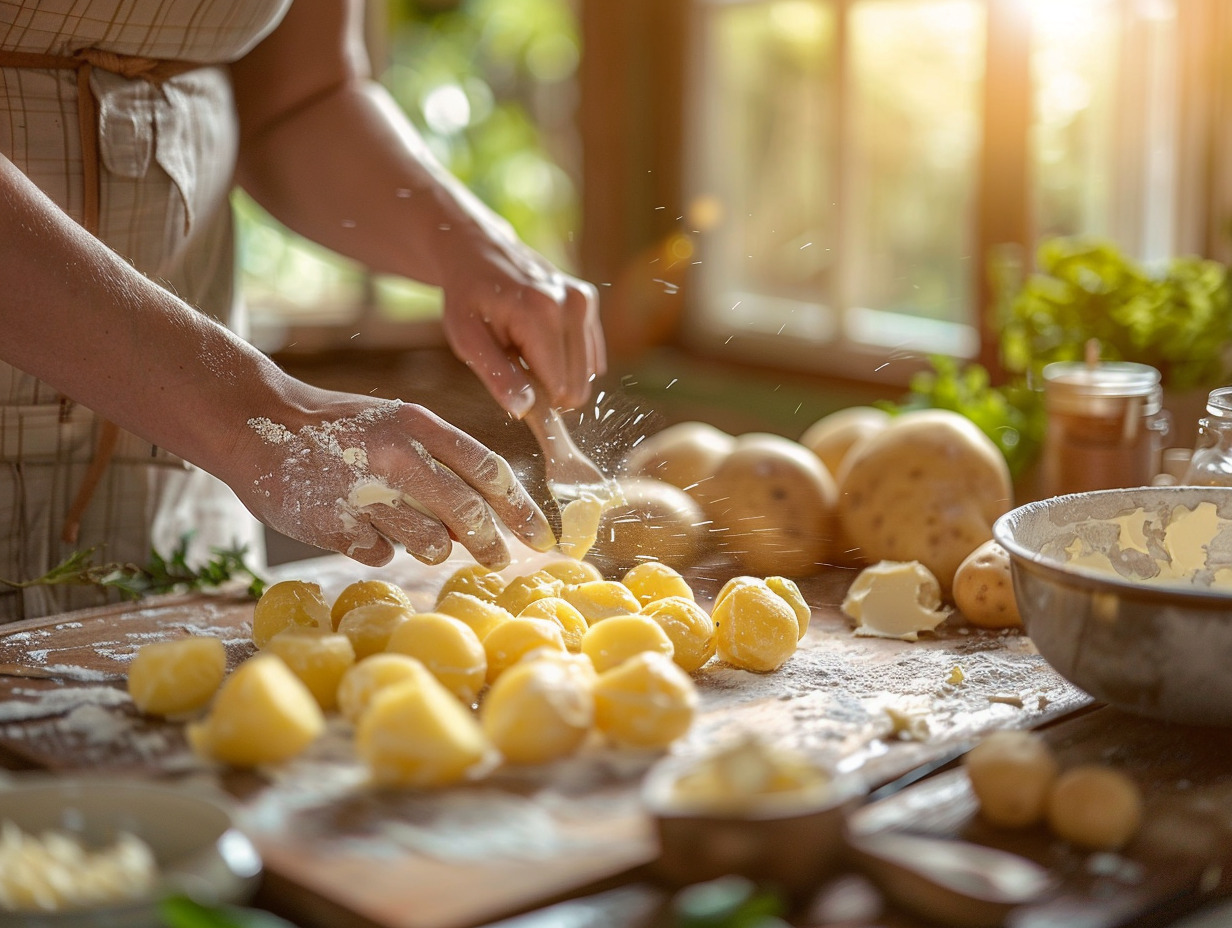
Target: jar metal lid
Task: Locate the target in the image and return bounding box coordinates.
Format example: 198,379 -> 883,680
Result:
1042,361 -> 1163,418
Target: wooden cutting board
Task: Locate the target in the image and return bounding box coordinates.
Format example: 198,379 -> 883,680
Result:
0,546 -> 1097,928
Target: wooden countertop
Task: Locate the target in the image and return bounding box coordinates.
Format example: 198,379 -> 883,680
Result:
0,547 -> 1227,928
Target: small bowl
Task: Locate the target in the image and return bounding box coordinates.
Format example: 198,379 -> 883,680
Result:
993,485 -> 1232,726
0,776 -> 261,928
643,749 -> 864,898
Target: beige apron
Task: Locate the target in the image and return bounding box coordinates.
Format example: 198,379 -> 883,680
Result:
0,0 -> 292,620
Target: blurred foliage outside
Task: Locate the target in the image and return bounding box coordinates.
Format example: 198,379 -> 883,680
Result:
236,0 -> 582,331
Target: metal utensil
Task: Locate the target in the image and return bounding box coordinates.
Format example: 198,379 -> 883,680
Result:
522,389 -> 618,505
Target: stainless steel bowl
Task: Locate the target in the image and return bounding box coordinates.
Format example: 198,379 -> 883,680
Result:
994,485 -> 1232,726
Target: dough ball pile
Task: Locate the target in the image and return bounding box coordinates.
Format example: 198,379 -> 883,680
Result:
130,562 -> 809,787
964,730 -> 1144,850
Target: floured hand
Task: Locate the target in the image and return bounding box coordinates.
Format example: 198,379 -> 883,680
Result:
236,396 -> 555,569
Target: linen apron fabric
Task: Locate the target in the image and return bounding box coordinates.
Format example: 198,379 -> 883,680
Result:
0,0 -> 292,620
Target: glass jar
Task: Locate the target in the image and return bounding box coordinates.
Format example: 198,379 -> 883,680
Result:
1181,386 -> 1232,486
1039,361 -> 1169,497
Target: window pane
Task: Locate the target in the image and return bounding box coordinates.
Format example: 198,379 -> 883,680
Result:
847,0 -> 983,335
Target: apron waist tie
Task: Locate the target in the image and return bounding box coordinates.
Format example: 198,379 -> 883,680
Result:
0,47 -> 203,544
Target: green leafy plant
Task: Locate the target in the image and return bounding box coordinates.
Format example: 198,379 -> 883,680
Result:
159,895 -> 300,928
0,536 -> 266,601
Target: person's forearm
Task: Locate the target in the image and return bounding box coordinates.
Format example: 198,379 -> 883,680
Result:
0,155 -> 312,483
235,78 -> 508,288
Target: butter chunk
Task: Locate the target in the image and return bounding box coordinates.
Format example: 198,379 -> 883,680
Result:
186,654 -> 325,767
841,560 -> 951,641
127,636 -> 226,717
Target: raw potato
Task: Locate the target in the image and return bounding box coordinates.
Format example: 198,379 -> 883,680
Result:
356,674 -> 491,788
581,614 -> 674,672
640,595 -> 716,673
1046,765 -> 1143,850
336,601 -> 414,659
953,540 -> 1023,629
336,653 -> 434,724
703,433 -> 838,577
251,580 -> 331,648
330,579 -> 413,630
713,579 -> 799,673
127,636 -> 226,717
593,651 -> 698,748
385,613 -> 487,704
186,654 -> 324,767
262,627 -> 356,711
588,477 -> 707,573
622,420 -> 735,504
799,406 -> 891,477
837,409 -> 1013,595
622,561 -> 695,606
964,730 -> 1059,828
481,656 -> 595,764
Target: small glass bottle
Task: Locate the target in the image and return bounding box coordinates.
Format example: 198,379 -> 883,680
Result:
1039,360 -> 1168,497
1181,386 -> 1232,486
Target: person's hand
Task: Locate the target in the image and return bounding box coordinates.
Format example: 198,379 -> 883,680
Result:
438,221 -> 605,418
232,394 -> 556,569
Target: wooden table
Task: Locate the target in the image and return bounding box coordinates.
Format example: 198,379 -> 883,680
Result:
0,546 -> 1228,928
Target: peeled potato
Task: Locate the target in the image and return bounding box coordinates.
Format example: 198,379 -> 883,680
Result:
336,601 -> 414,660
331,579 -> 413,631
703,433 -> 838,577
588,477 -> 707,573
593,651 -> 698,749
799,406 -> 891,477
385,613 -> 487,704
581,613 -> 675,672
622,420 -> 735,505
953,540 -> 1022,629
263,627 -> 356,711
482,657 -> 595,765
1046,765 -> 1143,850
965,730 -> 1058,828
640,595 -> 716,673
128,636 -> 226,717
622,561 -> 694,607
713,579 -> 799,673
337,653 -> 434,725
251,580 -> 331,648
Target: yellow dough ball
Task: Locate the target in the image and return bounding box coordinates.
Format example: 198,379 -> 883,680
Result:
965,730 -> 1059,828
1046,765 -> 1143,850
385,612 -> 487,704
714,575 -> 761,609
518,597 -> 589,652
336,653 -> 434,725
495,570 -> 565,616
262,627 -> 356,711
563,579 -> 642,624
540,559 -> 604,587
713,580 -> 799,673
330,579 -> 413,631
336,601 -> 414,660
435,591 -> 514,642
765,576 -> 811,639
581,613 -> 675,673
640,596 -> 716,673
593,651 -> 698,749
356,674 -> 491,788
127,636 -> 226,717
436,564 -> 507,605
186,654 -> 324,767
481,657 -> 595,764
622,561 -> 695,607
482,617 -> 566,684
251,580 -> 331,648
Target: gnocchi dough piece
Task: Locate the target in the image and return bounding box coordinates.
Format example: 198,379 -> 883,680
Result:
563,579 -> 642,624
640,595 -> 716,673
336,601 -> 414,660
518,596 -> 589,652
558,496 -> 606,560
765,576 -> 810,639
356,674 -> 491,788
593,651 -> 698,749
186,654 -> 324,767
482,617 -> 567,683
495,570 -> 565,616
713,580 -> 799,673
337,653 -> 434,724
964,730 -> 1059,827
385,613 -> 487,704
436,563 -> 507,605
1046,764 -> 1143,850
953,540 -> 1023,629
841,560 -> 951,641
581,613 -> 674,673
251,580 -> 331,648
330,579 -> 413,631
435,591 -> 514,642
539,558 -> 604,587
127,636 -> 226,717
622,561 -> 695,606
481,656 -> 595,764
262,627 -> 356,711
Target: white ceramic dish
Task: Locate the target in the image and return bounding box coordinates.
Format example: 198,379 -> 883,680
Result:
0,776 -> 261,928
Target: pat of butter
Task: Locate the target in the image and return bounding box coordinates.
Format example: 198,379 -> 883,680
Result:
841,560 -> 951,641
348,479 -> 431,516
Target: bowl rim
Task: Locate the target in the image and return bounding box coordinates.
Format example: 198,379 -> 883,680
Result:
993,486 -> 1232,606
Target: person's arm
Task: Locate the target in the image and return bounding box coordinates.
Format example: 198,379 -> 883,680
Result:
229,0 -> 605,418
0,155 -> 554,568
